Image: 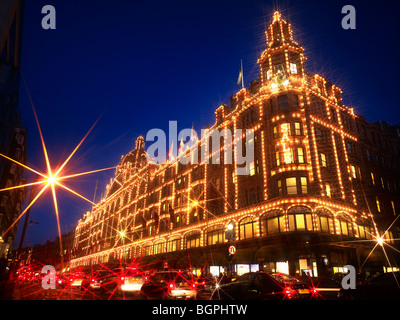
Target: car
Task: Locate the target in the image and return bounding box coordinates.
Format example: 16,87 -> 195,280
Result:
81,272 -> 103,291
67,272 -> 87,289
339,272 -> 400,300
96,267 -> 145,296
118,268 -> 146,294
141,270 -> 197,300
204,275 -> 234,292
211,272 -> 298,300
301,275 -> 342,299
269,273 -> 318,299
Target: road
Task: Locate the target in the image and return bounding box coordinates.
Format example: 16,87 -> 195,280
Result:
6,281 -> 212,300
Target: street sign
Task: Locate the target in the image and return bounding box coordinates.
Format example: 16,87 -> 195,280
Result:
228,245 -> 237,255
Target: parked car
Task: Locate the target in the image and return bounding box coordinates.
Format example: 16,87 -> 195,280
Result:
211,272 -> 298,300
269,273 -> 318,299
301,276 -> 342,299
141,270 -> 197,300
203,275 -> 234,292
339,272 -> 400,300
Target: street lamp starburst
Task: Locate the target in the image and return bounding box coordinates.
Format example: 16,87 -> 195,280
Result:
0,95 -> 115,262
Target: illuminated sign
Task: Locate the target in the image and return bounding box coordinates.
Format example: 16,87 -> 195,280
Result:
280,123 -> 293,164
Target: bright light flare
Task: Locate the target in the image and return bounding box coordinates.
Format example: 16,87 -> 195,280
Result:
0,92 -> 115,263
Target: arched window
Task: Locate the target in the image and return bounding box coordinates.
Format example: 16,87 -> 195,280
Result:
260,210 -> 284,236
154,241 -> 166,254
186,232 -> 201,249
142,243 -> 152,256
287,206 -> 313,231
207,226 -> 225,245
239,217 -> 256,240
337,218 -> 354,237
167,236 -> 181,252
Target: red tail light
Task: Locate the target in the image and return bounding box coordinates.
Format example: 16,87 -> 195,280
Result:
284,287 -> 296,299
192,283 -> 196,288
168,283 -> 175,289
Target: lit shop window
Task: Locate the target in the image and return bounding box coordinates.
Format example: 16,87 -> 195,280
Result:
300,177 -> 308,194
154,242 -> 166,254
288,213 -> 313,231
277,180 -> 283,195
266,216 -> 283,235
297,147 -> 305,163
239,217 -> 256,240
143,245 -> 152,256
290,63 -> 298,74
275,151 -> 281,167
294,122 -> 301,135
167,237 -> 181,252
376,196 -> 381,213
358,225 -> 366,238
186,233 -> 201,249
207,227 -> 225,245
351,165 -> 356,179
340,221 -> 349,236
319,216 -> 334,234
325,183 -> 331,198
249,161 -> 256,176
279,177 -> 308,195
351,165 -> 361,179
273,126 -> 279,139
286,177 -> 297,195
320,153 -> 327,167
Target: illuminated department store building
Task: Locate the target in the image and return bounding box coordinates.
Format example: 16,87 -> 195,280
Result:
71,12 -> 400,277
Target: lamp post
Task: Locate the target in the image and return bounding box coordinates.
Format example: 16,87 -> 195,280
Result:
225,222 -> 236,275
17,174 -> 40,264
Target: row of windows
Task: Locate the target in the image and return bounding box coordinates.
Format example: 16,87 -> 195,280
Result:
138,213 -> 376,254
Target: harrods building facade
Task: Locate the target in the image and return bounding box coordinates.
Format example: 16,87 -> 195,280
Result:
70,12 -> 400,277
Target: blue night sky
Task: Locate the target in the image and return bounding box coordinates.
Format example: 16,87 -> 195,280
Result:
16,0 -> 400,246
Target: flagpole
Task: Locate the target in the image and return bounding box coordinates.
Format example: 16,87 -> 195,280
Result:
241,59 -> 244,88
237,59 -> 244,89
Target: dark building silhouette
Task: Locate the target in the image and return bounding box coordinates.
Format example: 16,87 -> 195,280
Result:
0,0 -> 27,259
